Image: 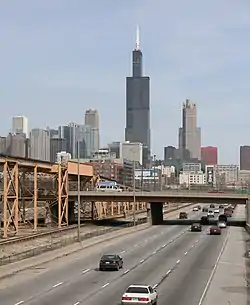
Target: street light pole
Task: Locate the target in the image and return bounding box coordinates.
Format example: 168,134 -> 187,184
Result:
133,160 -> 136,226
153,154 -> 156,191
77,140 -> 81,242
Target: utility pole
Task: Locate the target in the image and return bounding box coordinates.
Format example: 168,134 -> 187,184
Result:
133,160 -> 136,226
77,139 -> 81,242
153,154 -> 156,191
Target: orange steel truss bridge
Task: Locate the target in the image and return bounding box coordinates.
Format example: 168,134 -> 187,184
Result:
0,155 -> 146,238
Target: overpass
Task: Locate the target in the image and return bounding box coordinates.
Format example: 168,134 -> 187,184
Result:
68,190 -> 249,224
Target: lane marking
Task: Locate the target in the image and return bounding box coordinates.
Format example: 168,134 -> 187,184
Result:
14,302 -> 24,305
102,283 -> 110,288
82,268 -> 90,274
121,250 -> 126,253
176,259 -> 180,264
170,239 -> 173,242
73,302 -> 80,305
184,251 -> 188,255
162,244 -> 167,247
52,282 -> 63,288
153,284 -> 158,289
166,269 -> 171,275
196,239 -> 199,242
152,250 -> 156,254
140,259 -> 145,263
123,269 -> 130,274
198,229 -> 230,305
191,245 -> 194,248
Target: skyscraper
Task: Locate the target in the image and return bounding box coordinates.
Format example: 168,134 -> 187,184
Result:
240,146 -> 250,170
201,146 -> 218,165
85,109 -> 100,152
12,116 -> 28,138
125,26 -> 150,166
179,99 -> 201,161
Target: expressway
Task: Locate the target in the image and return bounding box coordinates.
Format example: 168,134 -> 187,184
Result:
0,204 -> 242,305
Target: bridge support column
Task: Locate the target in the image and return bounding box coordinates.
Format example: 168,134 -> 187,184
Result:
150,202 -> 163,225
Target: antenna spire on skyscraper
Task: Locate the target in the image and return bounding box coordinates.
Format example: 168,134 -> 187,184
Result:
135,25 -> 140,50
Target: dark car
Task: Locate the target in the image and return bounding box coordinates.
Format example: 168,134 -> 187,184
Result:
197,205 -> 201,210
210,204 -> 215,208
210,226 -> 221,235
202,207 -> 208,212
179,212 -> 188,219
99,254 -> 123,271
219,205 -> 224,209
200,216 -> 209,225
191,223 -> 202,232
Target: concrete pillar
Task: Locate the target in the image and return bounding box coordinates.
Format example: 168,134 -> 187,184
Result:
68,201 -> 75,224
150,202 -> 163,225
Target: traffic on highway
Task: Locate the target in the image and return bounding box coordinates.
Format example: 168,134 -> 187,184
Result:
0,204 -> 243,305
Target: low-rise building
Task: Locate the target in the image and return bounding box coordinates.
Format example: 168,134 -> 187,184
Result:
179,171 -> 206,187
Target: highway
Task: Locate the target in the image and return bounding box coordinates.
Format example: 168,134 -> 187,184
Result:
0,204 -> 242,305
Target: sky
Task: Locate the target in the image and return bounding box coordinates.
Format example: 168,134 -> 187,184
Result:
0,0 -> 250,164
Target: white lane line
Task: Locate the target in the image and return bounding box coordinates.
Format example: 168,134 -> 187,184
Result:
14,301 -> 24,305
198,229 -> 230,305
166,269 -> 171,275
191,245 -> 194,248
73,302 -> 80,305
176,259 -> 180,264
170,239 -> 173,242
153,284 -> 158,289
123,269 -> 130,274
184,251 -> 188,255
134,245 -> 138,247
121,250 -> 126,253
196,239 -> 199,242
52,282 -> 63,288
140,259 -> 145,263
102,283 -> 110,288
152,250 -> 156,254
162,244 -> 167,247
82,268 -> 90,274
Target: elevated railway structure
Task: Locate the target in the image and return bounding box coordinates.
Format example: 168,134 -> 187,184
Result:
0,155 -> 146,238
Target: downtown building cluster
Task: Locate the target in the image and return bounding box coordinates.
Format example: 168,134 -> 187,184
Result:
1,28 -> 250,191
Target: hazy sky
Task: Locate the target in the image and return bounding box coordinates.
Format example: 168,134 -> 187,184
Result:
0,1 -> 250,164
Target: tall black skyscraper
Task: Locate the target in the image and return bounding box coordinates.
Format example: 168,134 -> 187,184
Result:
125,26 -> 150,166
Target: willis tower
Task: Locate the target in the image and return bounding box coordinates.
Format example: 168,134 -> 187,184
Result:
125,26 -> 151,166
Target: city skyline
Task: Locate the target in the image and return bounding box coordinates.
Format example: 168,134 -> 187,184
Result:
0,1 -> 250,163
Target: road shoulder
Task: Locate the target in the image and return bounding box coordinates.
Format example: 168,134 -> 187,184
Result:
201,226 -> 247,305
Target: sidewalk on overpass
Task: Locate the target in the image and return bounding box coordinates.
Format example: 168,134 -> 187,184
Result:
201,226 -> 247,305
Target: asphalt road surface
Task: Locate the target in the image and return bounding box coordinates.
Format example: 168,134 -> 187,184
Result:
0,204 -> 242,305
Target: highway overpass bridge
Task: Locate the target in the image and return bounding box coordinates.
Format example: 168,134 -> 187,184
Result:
68,190 -> 249,225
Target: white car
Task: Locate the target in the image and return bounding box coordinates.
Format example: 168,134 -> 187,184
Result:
207,210 -> 214,217
193,207 -> 199,211
218,222 -> 227,228
122,285 -> 158,304
214,209 -> 220,213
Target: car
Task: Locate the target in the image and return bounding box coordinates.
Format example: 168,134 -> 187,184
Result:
122,285 -> 158,305
197,205 -> 201,210
191,223 -> 202,232
219,205 -> 224,209
202,207 -> 208,212
179,212 -> 188,219
214,209 -> 220,213
200,216 -> 209,225
193,207 -> 199,211
207,210 -> 214,217
99,254 -> 123,271
210,226 -> 221,235
210,204 -> 215,208
218,221 -> 227,228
